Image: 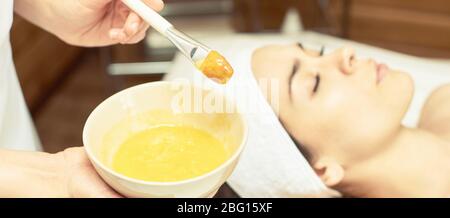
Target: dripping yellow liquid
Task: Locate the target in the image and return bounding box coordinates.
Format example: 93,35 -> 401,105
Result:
111,125 -> 230,182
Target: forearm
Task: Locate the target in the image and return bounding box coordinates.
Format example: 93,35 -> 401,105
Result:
0,149 -> 66,197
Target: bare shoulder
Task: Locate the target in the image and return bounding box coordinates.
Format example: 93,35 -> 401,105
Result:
418,84 -> 450,141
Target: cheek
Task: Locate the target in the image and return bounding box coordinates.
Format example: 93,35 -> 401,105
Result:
294,72 -> 414,160
316,84 -> 399,149
303,86 -> 359,145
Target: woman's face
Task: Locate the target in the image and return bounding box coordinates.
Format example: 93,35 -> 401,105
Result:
251,44 -> 414,165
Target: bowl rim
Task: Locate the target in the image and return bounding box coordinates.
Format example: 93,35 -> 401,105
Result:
83,81 -> 248,187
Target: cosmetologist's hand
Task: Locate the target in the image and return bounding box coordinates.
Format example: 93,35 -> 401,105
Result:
15,0 -> 164,47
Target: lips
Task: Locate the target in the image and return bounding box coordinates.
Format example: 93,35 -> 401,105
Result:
376,63 -> 389,84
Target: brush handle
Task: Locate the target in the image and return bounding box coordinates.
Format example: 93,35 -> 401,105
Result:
122,0 -> 173,36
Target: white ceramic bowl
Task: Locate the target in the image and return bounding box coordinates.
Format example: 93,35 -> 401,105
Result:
83,81 -> 247,198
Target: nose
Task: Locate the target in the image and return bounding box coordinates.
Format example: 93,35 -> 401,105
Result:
335,47 -> 355,75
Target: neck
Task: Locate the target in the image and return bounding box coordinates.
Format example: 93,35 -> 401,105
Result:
340,127 -> 450,197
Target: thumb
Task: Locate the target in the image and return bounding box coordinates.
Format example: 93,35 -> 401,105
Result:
62,147 -> 123,198
70,165 -> 123,198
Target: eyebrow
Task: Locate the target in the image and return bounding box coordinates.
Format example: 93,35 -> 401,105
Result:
288,59 -> 300,101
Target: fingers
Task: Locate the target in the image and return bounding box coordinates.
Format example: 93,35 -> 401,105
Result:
108,0 -> 165,44
79,168 -> 123,198
123,12 -> 142,37
109,15 -> 149,44
110,0 -> 166,44
122,23 -> 150,44
62,147 -> 123,198
121,12 -> 152,44
109,11 -> 142,43
109,28 -> 127,42
70,165 -> 123,198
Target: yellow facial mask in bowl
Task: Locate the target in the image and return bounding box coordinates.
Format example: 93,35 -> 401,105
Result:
100,109 -> 242,184
83,82 -> 247,198
109,122 -> 230,182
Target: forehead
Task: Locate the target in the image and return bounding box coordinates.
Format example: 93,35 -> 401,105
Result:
253,46 -> 327,77
252,44 -> 322,64
252,46 -> 295,76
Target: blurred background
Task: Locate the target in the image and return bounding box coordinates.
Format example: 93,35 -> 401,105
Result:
10,0 -> 450,197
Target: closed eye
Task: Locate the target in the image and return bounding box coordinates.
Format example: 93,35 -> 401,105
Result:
298,43 -> 325,57
289,59 -> 300,100
313,74 -> 320,93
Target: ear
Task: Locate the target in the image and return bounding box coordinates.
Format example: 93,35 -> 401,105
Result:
313,158 -> 344,187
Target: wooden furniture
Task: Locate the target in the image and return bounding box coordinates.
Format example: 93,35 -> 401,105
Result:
330,0 -> 450,58
233,0 -> 450,58
232,0 -> 329,33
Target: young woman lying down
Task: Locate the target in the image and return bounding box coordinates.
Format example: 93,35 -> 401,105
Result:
251,44 -> 450,198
